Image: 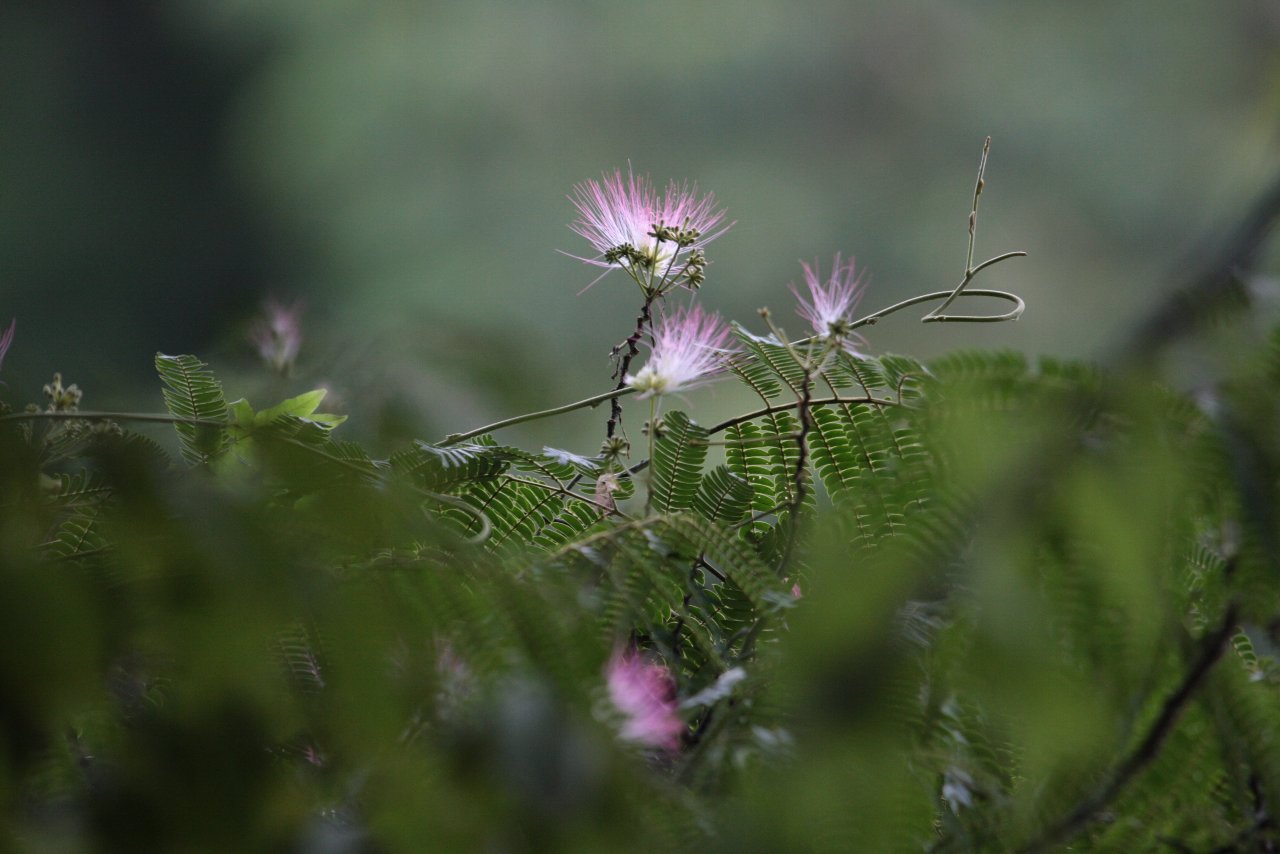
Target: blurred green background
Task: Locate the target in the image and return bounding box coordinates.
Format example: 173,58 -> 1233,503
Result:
1,0 -> 1276,452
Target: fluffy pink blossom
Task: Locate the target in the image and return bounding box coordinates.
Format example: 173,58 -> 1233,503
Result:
249,299 -> 304,373
0,318 -> 14,375
606,649 -> 683,750
791,254 -> 868,354
568,167 -> 731,289
626,304 -> 734,398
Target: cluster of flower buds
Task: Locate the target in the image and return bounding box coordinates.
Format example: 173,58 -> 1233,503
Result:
602,242 -> 643,268
641,415 -> 666,441
677,249 -> 707,291
647,220 -> 702,249
43,372 -> 82,411
599,435 -> 630,462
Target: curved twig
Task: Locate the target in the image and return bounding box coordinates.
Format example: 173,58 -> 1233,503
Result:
1019,601 -> 1240,853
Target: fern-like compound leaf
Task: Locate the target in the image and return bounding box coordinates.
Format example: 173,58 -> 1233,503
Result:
693,465 -> 752,525
724,420 -> 784,539
391,440 -> 512,491
154,353 -> 229,465
650,410 -> 708,514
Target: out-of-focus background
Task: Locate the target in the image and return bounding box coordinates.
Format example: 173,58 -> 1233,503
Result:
1,0 -> 1276,453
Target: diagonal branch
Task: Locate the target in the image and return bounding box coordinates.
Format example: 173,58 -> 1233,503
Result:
1021,600 -> 1241,853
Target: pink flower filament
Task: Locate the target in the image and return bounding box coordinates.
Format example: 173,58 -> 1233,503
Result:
568,167 -> 731,292
791,254 -> 868,354
625,304 -> 734,398
606,649 -> 683,750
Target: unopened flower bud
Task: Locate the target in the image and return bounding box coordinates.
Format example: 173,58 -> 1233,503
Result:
43,373 -> 82,412
600,436 -> 630,461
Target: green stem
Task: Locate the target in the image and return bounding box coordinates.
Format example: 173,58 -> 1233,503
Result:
545,514 -> 668,563
436,270 -> 1020,449
274,435 -> 492,545
644,396 -> 657,515
439,386 -> 633,447
967,137 -> 991,274
706,395 -> 894,436
924,137 -> 998,321
502,473 -> 632,521
690,433 -> 804,447
852,284 -> 1025,330
0,410 -> 225,426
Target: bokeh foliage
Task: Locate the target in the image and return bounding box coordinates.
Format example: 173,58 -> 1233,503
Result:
2,1 -> 1276,454
3,173 -> 1280,850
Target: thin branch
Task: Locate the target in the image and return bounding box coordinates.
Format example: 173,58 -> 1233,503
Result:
755,309 -> 823,574
1021,600 -> 1241,853
924,136 -> 1000,321
1113,169 -> 1280,366
607,294 -> 657,439
272,435 -> 493,545
615,395 -> 897,486
545,514 -> 668,563
439,386 -> 631,447
501,473 -> 631,521
706,395 -> 895,435
0,410 -> 225,426
689,432 -> 803,447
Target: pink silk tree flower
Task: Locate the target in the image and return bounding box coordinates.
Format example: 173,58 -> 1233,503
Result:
606,649 -> 683,751
249,299 -> 304,374
625,304 -> 734,398
0,318 -> 14,375
791,254 -> 869,355
567,167 -> 732,290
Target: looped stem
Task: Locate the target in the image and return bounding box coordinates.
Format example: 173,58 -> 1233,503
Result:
851,285 -> 1025,331
424,490 -> 492,545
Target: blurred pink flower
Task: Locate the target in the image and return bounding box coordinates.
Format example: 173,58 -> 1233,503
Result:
568,167 -> 731,289
626,304 -> 734,398
606,648 -> 683,751
0,318 -> 14,375
791,254 -> 868,354
249,299 -> 304,373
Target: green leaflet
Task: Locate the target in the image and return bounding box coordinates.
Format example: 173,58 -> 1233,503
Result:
532,500 -> 607,551
826,353 -> 890,396
39,502 -> 109,561
13,310 -> 1279,850
692,465 -> 752,525
443,477 -> 563,551
928,348 -> 1029,385
154,353 -> 229,465
731,325 -> 807,396
723,409 -> 803,540
724,420 -> 778,534
808,406 -> 859,504
660,513 -> 784,619
45,470 -> 112,509
391,440 -> 512,491
650,410 -> 708,514
275,623 -> 327,695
